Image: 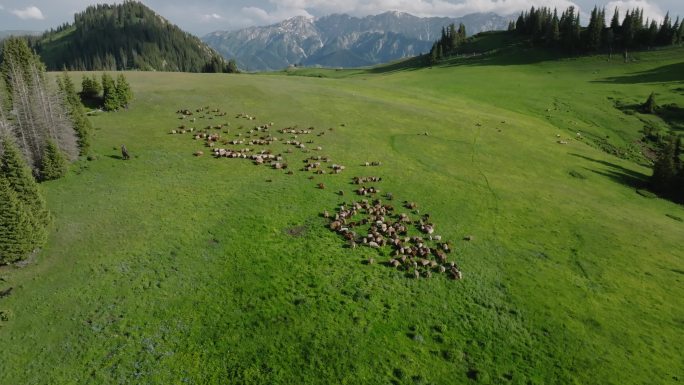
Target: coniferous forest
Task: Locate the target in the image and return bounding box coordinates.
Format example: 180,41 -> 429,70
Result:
429,6 -> 683,62
512,6 -> 683,54
25,1 -> 238,73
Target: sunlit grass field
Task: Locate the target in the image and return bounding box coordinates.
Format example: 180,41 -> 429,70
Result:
0,45 -> 682,384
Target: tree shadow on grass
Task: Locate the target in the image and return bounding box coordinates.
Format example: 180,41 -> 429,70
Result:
570,153 -> 649,189
593,62 -> 684,84
80,96 -> 103,111
657,104 -> 684,131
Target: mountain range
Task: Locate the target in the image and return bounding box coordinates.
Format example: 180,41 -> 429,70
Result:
0,31 -> 41,40
203,11 -> 512,71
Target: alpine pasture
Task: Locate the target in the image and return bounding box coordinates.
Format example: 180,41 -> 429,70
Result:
0,47 -> 683,384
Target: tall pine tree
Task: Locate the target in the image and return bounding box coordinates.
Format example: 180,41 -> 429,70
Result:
115,73 -> 133,108
40,140 -> 68,181
101,73 -> 119,111
0,136 -> 49,251
0,174 -> 34,264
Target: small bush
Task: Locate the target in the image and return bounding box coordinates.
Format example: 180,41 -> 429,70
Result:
40,141 -> 68,181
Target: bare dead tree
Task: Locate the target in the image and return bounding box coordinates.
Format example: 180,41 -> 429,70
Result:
1,37 -> 79,174
9,68 -> 43,168
28,64 -> 78,161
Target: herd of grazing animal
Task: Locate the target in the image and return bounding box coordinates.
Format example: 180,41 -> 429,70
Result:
170,106 -> 463,280
325,196 -> 462,280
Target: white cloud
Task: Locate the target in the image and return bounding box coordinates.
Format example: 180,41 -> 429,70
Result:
202,13 -> 224,21
11,5 -> 45,20
605,0 -> 664,23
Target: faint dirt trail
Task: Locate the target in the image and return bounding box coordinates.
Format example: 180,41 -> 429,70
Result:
471,125 -> 500,237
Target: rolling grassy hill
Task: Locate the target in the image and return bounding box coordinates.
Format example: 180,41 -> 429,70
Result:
0,45 -> 682,384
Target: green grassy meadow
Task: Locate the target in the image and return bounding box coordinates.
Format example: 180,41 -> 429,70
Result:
0,47 -> 683,384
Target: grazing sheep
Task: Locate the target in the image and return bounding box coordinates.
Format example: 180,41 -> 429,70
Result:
194,151 -> 204,157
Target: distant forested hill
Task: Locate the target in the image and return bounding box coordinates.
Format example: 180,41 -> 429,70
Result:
28,1 -> 237,73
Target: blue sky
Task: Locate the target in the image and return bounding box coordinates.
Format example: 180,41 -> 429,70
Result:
0,0 -> 682,35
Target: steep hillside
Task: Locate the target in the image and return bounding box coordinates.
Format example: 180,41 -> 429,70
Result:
29,1 -> 236,72
203,11 -> 511,71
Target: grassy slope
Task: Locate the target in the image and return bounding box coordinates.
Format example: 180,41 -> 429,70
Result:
0,47 -> 682,385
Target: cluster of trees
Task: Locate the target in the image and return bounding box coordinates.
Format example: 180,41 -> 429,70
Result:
102,73 -> 133,111
513,5 -> 684,53
651,135 -> 683,203
27,1 -> 238,73
0,38 -> 90,264
80,73 -> 133,111
429,23 -> 467,63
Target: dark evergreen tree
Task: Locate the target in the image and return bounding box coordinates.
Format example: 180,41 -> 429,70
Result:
586,7 -> 605,51
226,59 -> 239,74
448,24 -> 457,51
656,12 -> 674,45
457,24 -> 467,44
115,73 -> 133,108
610,8 -> 621,33
548,11 -> 561,46
0,174 -> 34,264
101,73 -> 119,111
646,20 -> 659,47
651,136 -> 681,197
429,45 -> 438,64
622,10 -> 636,47
0,136 -> 49,247
642,92 -> 658,114
39,140 -> 68,181
516,13 -> 525,33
